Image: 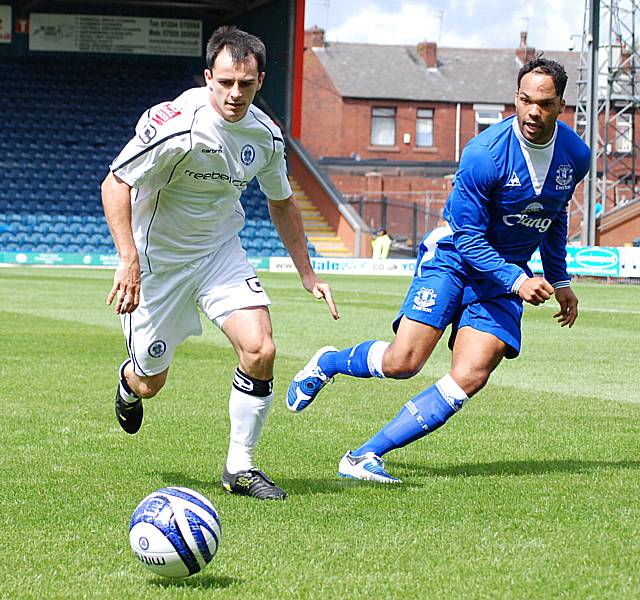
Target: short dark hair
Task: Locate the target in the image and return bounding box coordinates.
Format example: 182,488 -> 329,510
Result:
517,55 -> 568,98
206,25 -> 266,72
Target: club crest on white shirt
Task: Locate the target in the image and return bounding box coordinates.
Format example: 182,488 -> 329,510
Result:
241,144 -> 256,165
412,287 -> 437,312
555,164 -> 573,190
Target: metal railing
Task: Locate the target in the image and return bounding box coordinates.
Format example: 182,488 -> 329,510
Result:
343,191 -> 448,255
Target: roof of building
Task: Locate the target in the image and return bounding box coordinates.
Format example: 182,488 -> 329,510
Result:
313,42 -> 580,106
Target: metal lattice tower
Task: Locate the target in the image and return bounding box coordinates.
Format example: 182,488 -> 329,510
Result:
576,0 -> 640,244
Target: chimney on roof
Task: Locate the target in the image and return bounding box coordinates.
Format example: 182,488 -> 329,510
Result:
304,26 -> 325,50
417,41 -> 437,68
516,31 -> 536,65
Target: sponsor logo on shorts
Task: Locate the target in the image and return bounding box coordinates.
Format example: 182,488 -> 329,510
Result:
241,144 -> 255,165
148,340 -> 167,358
412,287 -> 437,312
245,277 -> 263,293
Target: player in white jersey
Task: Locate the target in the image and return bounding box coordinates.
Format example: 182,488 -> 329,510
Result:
102,26 -> 339,500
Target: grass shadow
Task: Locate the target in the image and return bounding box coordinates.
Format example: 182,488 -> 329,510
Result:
151,574 -> 238,590
272,476 -> 421,495
154,470 -> 422,496
396,458 -> 640,479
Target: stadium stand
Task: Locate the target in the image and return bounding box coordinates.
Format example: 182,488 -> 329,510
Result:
0,56 -> 315,258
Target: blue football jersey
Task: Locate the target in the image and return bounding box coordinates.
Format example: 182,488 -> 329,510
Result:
442,116 -> 590,292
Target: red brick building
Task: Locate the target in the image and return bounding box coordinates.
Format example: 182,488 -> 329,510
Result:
302,29 -> 578,164
300,28 -> 592,244
300,28 -> 640,247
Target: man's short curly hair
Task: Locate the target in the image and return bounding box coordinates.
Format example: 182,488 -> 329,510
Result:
517,54 -> 568,98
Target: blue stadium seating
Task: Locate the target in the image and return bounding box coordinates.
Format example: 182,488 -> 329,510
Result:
0,56 -> 316,258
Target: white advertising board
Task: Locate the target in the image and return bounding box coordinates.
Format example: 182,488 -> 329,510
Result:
0,5 -> 12,44
29,13 -> 201,56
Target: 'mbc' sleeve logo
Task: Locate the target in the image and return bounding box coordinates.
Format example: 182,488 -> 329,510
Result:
150,103 -> 182,126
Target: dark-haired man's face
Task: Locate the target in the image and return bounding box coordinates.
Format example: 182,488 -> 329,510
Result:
204,47 -> 264,122
515,71 -> 565,144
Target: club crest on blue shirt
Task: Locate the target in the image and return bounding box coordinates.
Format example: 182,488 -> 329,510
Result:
148,340 -> 167,358
555,164 -> 573,190
412,287 -> 437,312
241,144 -> 256,165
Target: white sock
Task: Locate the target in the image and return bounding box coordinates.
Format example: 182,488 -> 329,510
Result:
225,386 -> 274,474
435,373 -> 469,411
367,341 -> 389,378
119,359 -> 139,404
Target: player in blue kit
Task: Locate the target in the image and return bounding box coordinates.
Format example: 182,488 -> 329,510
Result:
287,57 -> 590,483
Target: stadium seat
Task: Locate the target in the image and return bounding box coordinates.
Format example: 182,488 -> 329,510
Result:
0,56 -> 275,254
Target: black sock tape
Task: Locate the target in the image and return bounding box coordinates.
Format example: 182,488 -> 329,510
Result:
233,368 -> 273,397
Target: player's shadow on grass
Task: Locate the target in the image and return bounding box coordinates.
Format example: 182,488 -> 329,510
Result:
152,574 -> 237,590
398,458 -> 640,479
156,470 -> 419,495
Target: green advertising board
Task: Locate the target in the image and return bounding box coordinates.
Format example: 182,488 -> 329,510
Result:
529,246 -> 620,277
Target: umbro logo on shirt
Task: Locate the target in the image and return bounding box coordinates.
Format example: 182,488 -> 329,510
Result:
506,171 -> 521,187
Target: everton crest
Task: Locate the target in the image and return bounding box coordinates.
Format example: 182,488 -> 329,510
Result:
412,287 -> 437,313
555,164 -> 573,190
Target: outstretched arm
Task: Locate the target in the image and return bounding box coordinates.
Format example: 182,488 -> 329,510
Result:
101,171 -> 140,314
268,196 -> 339,320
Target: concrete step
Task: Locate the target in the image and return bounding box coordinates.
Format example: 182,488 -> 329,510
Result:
314,249 -> 352,257
288,174 -> 352,257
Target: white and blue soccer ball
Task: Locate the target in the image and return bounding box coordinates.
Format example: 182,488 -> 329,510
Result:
129,486 -> 221,578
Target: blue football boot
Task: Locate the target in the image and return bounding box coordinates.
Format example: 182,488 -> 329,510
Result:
286,346 -> 337,412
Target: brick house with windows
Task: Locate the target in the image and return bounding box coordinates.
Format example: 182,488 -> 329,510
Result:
302,29 -> 580,164
301,28 -> 593,245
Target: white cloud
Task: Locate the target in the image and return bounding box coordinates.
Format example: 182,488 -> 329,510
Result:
326,4 -> 444,45
309,0 -> 584,51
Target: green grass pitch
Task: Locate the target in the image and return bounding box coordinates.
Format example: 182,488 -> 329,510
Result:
1,267 -> 639,599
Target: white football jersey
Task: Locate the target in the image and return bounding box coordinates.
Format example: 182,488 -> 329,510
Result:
110,87 -> 292,272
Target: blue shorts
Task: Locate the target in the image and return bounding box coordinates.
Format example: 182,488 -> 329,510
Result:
393,236 -> 524,359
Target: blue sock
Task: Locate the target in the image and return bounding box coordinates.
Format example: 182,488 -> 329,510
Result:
353,382 -> 461,457
318,340 -> 378,378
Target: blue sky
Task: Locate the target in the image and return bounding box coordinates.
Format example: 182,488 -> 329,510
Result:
304,0 -> 585,51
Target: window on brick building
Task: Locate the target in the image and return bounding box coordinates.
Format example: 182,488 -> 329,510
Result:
473,104 -> 504,134
416,108 -> 434,147
371,107 -> 396,146
615,113 -> 632,152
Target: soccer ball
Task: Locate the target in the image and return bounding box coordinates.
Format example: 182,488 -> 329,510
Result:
129,486 -> 221,578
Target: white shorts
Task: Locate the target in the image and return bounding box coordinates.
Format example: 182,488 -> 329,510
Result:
121,237 -> 271,376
